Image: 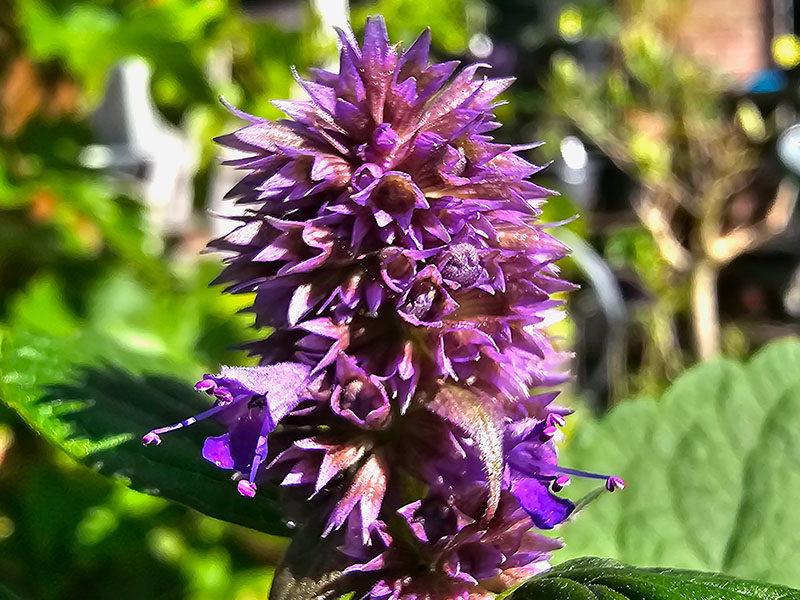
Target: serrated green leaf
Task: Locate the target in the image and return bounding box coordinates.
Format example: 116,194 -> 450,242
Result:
505,558 -> 800,600
556,339 -> 800,587
0,325 -> 287,537
510,577 -> 598,600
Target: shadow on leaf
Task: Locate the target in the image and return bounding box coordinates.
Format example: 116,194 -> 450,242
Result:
41,366 -> 289,536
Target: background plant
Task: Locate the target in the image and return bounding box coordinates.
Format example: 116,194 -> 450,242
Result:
1,0 -> 800,599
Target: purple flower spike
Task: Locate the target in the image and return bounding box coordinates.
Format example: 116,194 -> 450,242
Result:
143,15 -> 623,598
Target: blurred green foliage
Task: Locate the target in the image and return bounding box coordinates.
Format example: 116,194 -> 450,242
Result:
353,0 -> 477,55
557,338 -> 800,588
533,0 -> 786,399
16,0 -> 226,102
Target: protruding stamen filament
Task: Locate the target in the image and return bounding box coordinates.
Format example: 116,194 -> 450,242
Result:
240,410 -> 277,497
555,466 -> 625,492
141,391 -> 245,446
525,460 -> 625,494
552,466 -> 609,481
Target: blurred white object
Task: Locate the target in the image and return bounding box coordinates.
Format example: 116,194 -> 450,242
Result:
560,136 -> 588,182
208,145 -> 250,240
311,0 -> 349,33
83,57 -> 199,237
784,265 -> 800,318
469,33 -> 494,59
778,124 -> 800,176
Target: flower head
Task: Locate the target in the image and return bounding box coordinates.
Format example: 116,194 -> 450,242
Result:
143,15 -> 623,598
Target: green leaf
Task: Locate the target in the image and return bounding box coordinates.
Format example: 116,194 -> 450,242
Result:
0,324 -> 287,537
16,0 -> 219,102
0,583 -> 26,600
556,338 -> 800,587
504,558 -> 800,600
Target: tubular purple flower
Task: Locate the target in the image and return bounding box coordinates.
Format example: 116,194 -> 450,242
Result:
142,15 -> 624,598
330,354 -> 391,429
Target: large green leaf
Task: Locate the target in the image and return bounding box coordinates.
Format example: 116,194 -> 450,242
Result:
0,583 -> 25,600
503,558 -> 800,600
556,338 -> 800,587
0,325 -> 287,537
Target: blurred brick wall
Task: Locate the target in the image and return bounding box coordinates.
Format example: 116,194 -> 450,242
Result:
676,0 -> 769,80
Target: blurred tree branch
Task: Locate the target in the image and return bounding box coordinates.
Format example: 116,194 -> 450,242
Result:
548,2 -> 795,360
